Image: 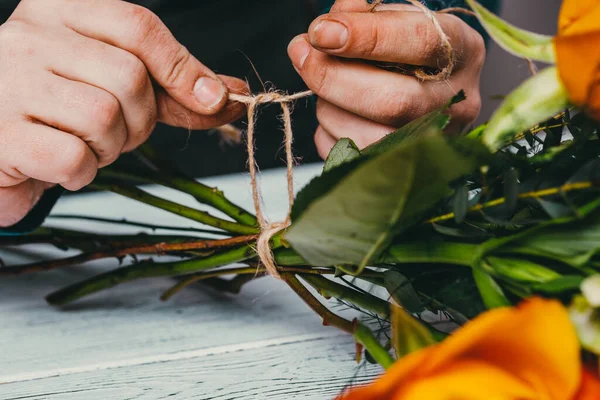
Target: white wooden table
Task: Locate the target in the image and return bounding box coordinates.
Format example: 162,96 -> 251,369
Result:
0,164 -> 382,400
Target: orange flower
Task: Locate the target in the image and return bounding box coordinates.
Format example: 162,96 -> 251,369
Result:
555,0 -> 600,119
339,298 -> 600,400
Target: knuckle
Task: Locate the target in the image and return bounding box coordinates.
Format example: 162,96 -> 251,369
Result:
314,127 -> 330,160
378,91 -> 411,124
118,54 -> 149,97
309,61 -> 335,99
160,47 -> 191,89
468,30 -> 487,67
125,118 -> 156,152
89,94 -> 121,131
0,170 -> 23,187
0,20 -> 31,50
127,5 -> 162,42
463,95 -> 482,123
56,140 -> 92,183
357,22 -> 381,58
417,23 -> 441,61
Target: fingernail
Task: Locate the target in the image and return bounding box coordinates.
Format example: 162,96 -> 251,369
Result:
288,36 -> 311,70
311,20 -> 348,49
194,77 -> 226,110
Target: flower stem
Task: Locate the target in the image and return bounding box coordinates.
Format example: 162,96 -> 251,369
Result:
160,266 -> 337,301
301,274 -> 391,319
428,181 -> 594,224
354,322 -> 395,369
0,235 -> 257,276
283,274 -> 356,334
133,144 -> 258,226
90,182 -> 258,235
46,245 -> 258,306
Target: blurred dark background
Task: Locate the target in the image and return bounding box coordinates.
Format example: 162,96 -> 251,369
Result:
0,0 -> 563,178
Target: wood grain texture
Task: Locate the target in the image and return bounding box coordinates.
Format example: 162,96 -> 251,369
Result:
0,164 -> 383,399
1,335 -> 382,400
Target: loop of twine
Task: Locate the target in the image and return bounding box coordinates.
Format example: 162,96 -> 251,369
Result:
371,0 -> 455,81
230,1 -> 457,279
232,90 -> 313,279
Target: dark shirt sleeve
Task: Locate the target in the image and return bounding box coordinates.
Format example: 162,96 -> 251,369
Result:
0,186 -> 64,236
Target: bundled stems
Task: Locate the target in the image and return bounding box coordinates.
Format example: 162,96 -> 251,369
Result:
46,245 -> 258,306
90,182 -> 258,236
99,168 -> 258,227
0,235 -> 258,276
133,144 -> 258,226
301,274 -> 391,319
283,273 -> 356,334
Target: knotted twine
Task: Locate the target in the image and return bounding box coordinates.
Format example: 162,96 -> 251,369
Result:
229,0 -> 457,279
229,90 -> 313,279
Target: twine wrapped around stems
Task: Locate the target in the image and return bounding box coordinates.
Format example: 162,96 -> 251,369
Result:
230,90 -> 312,279
229,0 -> 460,278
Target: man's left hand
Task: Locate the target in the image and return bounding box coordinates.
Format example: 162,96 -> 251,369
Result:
288,1 -> 485,159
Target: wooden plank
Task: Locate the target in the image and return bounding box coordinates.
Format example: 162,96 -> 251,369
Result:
0,334 -> 382,400
0,164 -> 384,397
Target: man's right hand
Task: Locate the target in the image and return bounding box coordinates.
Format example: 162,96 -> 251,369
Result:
0,0 -> 248,227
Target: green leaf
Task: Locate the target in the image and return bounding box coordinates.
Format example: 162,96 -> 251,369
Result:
484,256 -> 561,283
503,169 -> 519,212
537,198 -> 574,219
473,266 -> 511,309
390,305 -> 435,358
453,185 -> 469,224
323,138 -> 361,172
482,67 -> 570,152
532,276 -> 585,295
362,90 -> 465,157
363,109 -> 449,157
465,0 -> 555,63
493,212 -> 600,268
383,270 -> 424,313
291,158 -> 366,221
569,295 -> 600,355
286,137 -> 488,270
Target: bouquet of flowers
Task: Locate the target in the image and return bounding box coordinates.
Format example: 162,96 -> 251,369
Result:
3,1 -> 600,398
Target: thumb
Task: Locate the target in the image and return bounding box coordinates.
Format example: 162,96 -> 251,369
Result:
156,75 -> 249,130
0,180 -> 47,228
330,0 -> 373,12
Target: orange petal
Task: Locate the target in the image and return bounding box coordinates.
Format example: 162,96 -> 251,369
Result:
558,1 -> 600,33
340,299 -> 581,400
395,360 -> 537,400
575,368 -> 600,400
337,348 -> 430,400
416,299 -> 580,398
555,32 -> 600,115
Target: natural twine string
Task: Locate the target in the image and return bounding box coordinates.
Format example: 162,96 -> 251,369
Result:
229,0 -> 460,279
230,90 -> 313,279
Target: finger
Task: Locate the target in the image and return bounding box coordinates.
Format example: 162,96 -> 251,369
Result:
314,125 -> 338,160
29,27 -> 156,152
157,75 -> 248,129
0,122 -> 98,191
0,180 -> 47,228
330,0 -> 415,13
24,73 -> 127,167
15,0 -> 228,115
288,36 -> 453,125
316,99 -> 395,148
307,10 -> 474,68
